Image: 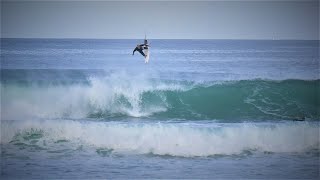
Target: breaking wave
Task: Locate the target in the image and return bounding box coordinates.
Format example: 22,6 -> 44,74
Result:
1,71 -> 319,120
0,70 -> 320,120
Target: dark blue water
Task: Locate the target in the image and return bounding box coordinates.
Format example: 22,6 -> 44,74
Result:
1,39 -> 319,179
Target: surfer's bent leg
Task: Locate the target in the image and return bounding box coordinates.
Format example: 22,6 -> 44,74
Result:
138,49 -> 146,57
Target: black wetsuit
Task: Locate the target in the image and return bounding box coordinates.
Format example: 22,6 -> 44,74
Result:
133,43 -> 148,57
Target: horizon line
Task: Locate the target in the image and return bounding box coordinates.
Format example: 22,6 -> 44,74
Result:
1,37 -> 319,41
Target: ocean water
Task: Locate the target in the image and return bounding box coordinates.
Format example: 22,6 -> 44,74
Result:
1,39 -> 319,179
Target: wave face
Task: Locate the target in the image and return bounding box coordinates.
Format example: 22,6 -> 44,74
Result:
1,120 -> 319,157
1,71 -> 319,121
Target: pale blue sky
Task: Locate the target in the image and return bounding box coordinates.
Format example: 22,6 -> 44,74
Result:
1,0 -> 319,39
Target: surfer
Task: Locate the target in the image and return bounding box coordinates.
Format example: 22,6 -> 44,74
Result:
132,39 -> 148,57
132,44 -> 146,57
132,37 -> 150,63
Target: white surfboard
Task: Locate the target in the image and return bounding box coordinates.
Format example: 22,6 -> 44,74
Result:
144,48 -> 150,63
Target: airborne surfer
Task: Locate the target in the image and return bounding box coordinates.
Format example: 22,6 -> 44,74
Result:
132,35 -> 150,63
132,39 -> 148,57
132,44 -> 147,57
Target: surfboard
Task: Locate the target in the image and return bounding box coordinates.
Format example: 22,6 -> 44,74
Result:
144,48 -> 150,63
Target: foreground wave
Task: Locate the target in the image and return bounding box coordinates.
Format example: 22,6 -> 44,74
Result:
1,120 -> 319,157
1,73 -> 319,120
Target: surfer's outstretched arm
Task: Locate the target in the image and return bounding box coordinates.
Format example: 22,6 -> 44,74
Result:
132,47 -> 138,55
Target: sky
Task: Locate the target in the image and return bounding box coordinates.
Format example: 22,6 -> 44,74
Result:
1,0 -> 319,39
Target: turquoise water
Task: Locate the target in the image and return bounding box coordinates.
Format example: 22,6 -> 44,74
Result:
1,39 -> 319,178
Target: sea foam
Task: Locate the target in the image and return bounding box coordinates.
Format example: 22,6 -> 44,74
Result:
1,71 -> 187,120
2,120 -> 319,157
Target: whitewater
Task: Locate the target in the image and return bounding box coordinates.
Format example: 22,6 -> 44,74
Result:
1,39 -> 319,179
